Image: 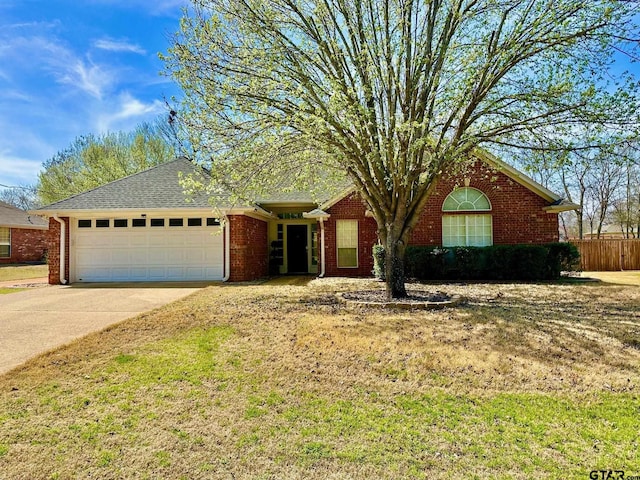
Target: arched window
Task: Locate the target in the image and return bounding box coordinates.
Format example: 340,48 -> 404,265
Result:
442,188 -> 492,247
442,187 -> 491,211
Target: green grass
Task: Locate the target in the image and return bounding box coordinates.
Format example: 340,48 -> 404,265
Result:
0,279 -> 639,479
0,288 -> 25,294
0,263 -> 47,282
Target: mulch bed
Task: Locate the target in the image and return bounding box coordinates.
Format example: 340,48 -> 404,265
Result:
338,289 -> 462,310
342,290 -> 452,303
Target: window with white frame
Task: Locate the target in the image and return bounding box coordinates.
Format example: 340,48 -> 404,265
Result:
0,227 -> 10,258
336,219 -> 358,268
442,188 -> 492,247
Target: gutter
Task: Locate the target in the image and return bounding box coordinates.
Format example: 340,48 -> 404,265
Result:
319,219 -> 326,277
51,215 -> 68,285
222,216 -> 231,282
302,209 -> 330,278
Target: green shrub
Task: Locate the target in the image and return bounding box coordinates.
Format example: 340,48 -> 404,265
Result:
546,242 -> 581,277
382,243 -> 581,281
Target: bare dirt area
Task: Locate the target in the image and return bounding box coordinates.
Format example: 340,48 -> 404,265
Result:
0,277 -> 638,479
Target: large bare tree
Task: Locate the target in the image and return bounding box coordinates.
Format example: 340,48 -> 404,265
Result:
164,0 -> 639,298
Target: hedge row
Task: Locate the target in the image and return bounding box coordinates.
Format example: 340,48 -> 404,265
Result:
373,243 -> 580,281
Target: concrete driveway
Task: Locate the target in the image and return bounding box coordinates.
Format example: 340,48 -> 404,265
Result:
0,283 -> 204,375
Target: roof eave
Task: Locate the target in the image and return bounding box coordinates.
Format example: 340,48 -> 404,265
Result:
320,186 -> 357,210
473,148 -> 561,203
0,222 -> 49,230
543,202 -> 580,213
303,209 -> 331,219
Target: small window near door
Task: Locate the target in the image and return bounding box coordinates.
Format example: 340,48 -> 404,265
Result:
96,219 -> 110,228
132,218 -> 146,227
150,219 -> 165,227
78,219 -> 91,228
206,218 -> 220,226
114,219 -> 128,228
188,218 -> 202,227
169,218 -> 184,227
0,227 -> 10,258
336,219 -> 358,268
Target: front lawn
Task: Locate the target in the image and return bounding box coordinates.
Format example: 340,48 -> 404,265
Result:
0,288 -> 25,295
0,263 -> 48,282
583,270 -> 640,286
0,279 -> 639,479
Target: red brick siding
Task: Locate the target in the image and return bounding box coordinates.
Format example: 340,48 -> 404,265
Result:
410,160 -> 559,245
0,227 -> 48,264
228,215 -> 269,281
47,217 -> 70,284
323,193 -> 378,277
324,160 -> 560,277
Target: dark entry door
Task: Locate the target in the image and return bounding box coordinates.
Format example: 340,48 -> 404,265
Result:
287,225 -> 308,273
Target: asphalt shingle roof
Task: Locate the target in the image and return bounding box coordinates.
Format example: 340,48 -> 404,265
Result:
36,158 -> 223,211
0,201 -> 48,228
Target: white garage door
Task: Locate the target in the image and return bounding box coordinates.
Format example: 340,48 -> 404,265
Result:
71,217 -> 224,282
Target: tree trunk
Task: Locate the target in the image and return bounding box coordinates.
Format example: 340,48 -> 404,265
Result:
384,233 -> 408,299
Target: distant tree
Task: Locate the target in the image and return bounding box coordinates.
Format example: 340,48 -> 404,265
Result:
164,0 -> 639,298
523,139 -> 638,239
37,117 -> 177,204
610,153 -> 640,238
0,185 -> 39,210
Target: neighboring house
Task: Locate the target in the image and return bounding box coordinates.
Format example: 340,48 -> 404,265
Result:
580,224 -> 635,239
35,154 -> 577,284
0,201 -> 48,264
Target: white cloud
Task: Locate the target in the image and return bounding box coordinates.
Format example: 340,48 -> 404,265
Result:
0,151 -> 44,187
1,89 -> 32,101
0,35 -> 115,99
6,20 -> 61,30
58,60 -> 112,99
87,0 -> 187,16
94,38 -> 146,55
96,93 -> 165,132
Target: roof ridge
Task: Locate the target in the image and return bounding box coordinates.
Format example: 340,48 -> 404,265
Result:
37,157 -> 202,210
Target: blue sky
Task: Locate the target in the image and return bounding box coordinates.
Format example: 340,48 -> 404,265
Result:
0,2 -> 637,191
0,0 -> 187,188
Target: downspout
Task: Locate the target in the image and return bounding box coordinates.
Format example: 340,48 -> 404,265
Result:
222,216 -> 231,282
319,219 -> 326,278
52,215 -> 68,285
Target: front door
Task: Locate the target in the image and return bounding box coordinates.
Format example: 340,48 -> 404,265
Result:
287,224 -> 308,273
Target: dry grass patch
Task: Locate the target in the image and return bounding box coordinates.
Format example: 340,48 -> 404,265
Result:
0,278 -> 639,479
583,270 -> 640,286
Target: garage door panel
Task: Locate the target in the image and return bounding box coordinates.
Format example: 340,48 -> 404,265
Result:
111,251 -> 131,264
109,236 -> 130,247
185,250 -> 205,262
148,267 -> 167,280
111,267 -> 131,278
129,233 -> 148,247
166,234 -> 186,247
72,222 -> 224,282
77,267 -> 110,282
129,267 -> 149,281
147,249 -> 167,264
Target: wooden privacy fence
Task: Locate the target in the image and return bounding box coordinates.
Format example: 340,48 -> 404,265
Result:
571,239 -> 640,271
